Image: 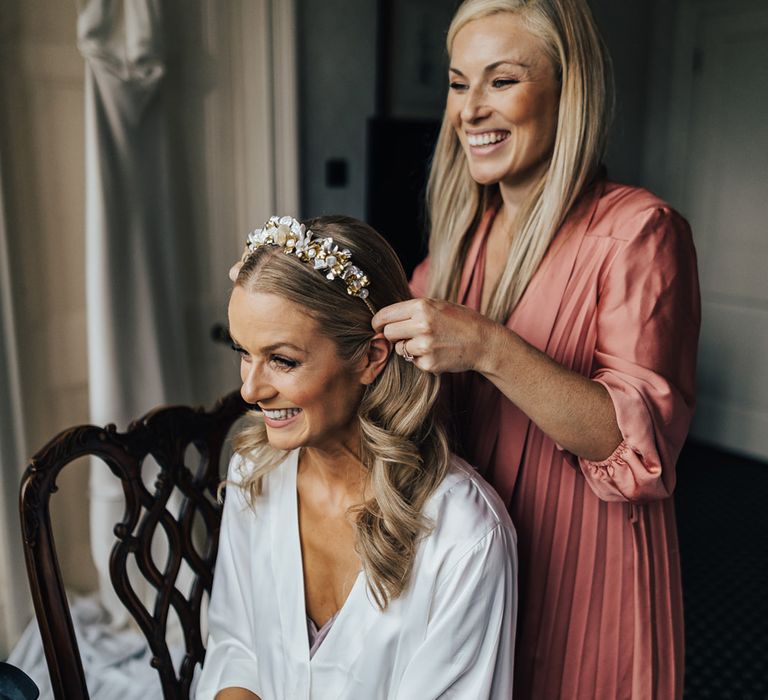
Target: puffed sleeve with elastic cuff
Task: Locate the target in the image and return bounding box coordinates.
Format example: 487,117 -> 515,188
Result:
196,455 -> 263,699
580,205 -> 700,503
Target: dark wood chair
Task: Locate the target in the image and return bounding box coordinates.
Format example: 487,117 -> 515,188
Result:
18,391 -> 249,700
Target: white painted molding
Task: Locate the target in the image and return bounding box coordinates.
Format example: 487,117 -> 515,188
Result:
662,0 -> 768,460
0,148 -> 31,654
271,0 -> 300,216
233,0 -> 274,234
652,0 -> 767,208
231,0 -> 299,231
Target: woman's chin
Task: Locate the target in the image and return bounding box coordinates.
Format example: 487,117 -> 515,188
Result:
266,437 -> 301,451
264,423 -> 304,451
467,166 -> 503,187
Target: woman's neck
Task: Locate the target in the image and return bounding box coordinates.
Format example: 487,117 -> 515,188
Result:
299,443 -> 367,506
497,185 -> 525,221
497,160 -> 550,219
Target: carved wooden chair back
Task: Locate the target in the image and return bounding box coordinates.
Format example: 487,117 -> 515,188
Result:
19,391 -> 249,700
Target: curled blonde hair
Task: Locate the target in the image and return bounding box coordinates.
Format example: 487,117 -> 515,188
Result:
427,0 -> 614,322
232,216 -> 450,609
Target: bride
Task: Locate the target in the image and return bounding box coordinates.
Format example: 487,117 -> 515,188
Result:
196,215 -> 517,700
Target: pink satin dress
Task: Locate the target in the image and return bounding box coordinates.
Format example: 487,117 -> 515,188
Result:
411,180 -> 700,700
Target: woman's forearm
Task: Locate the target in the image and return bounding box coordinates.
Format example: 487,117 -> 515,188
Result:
478,322 -> 622,461
374,297 -> 622,460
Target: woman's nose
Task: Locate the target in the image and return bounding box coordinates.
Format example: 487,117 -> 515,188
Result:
240,363 -> 275,405
461,86 -> 489,123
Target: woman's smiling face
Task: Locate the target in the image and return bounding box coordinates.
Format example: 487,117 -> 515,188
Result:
228,286 -> 368,453
447,12 -> 560,197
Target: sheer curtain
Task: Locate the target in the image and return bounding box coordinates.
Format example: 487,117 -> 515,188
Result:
77,0 -> 192,627
0,147 -> 30,657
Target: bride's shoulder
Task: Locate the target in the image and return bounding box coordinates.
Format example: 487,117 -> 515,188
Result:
425,454 -> 516,539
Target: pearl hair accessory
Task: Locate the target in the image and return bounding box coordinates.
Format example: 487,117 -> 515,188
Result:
243,215 -> 374,313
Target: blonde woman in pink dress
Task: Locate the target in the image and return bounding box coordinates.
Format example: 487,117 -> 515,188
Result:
373,1 -> 700,698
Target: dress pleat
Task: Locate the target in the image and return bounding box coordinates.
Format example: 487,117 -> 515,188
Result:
414,180 -> 698,699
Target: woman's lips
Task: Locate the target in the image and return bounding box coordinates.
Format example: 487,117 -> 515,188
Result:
466,130 -> 510,156
466,130 -> 510,147
261,407 -> 303,428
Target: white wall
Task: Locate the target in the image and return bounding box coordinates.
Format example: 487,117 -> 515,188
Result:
642,0 -> 768,461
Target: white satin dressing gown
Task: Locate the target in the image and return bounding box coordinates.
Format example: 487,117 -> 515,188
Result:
196,450 -> 518,699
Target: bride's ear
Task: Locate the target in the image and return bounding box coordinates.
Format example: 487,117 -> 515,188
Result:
359,333 -> 392,385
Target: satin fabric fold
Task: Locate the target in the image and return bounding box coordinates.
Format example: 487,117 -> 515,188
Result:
410,179 -> 698,699
198,452 -> 518,699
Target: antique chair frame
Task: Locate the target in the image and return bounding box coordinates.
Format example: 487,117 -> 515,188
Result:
18,391 -> 249,700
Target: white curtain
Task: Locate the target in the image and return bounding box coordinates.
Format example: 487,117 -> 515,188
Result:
78,0 -> 192,627
0,148 -> 31,656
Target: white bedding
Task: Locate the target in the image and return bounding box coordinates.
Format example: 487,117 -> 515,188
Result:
7,597 -> 184,700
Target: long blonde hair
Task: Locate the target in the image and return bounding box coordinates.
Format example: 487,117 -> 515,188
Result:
232,216 -> 450,609
426,0 -> 613,322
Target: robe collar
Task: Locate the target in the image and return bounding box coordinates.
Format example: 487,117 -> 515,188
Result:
270,450 -> 379,696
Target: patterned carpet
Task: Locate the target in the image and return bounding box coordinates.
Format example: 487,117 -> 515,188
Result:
675,441 -> 768,699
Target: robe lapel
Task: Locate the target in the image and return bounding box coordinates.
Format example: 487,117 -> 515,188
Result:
454,204 -> 503,478
269,450 -> 312,693
457,206 -> 497,302
270,450 -> 379,698
491,185 -> 603,505
308,574 -> 380,698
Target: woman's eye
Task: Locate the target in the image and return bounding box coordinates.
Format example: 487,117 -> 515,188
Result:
449,81 -> 468,91
492,78 -> 519,88
271,355 -> 299,370
231,343 -> 251,360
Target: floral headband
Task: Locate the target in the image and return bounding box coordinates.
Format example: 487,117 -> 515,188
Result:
233,215 -> 374,314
